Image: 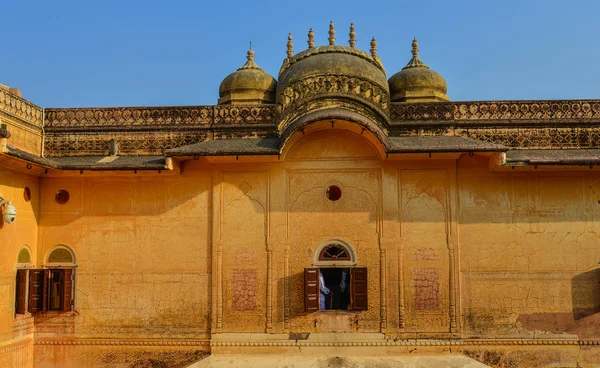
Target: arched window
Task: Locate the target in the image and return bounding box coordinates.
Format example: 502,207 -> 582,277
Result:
14,245 -> 33,315
46,246 -> 75,266
17,247 -> 32,265
312,239 -> 356,267
24,245 -> 77,314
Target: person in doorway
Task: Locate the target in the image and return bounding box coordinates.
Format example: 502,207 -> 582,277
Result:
319,271 -> 330,310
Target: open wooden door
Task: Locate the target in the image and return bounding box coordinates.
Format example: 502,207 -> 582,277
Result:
304,268 -> 320,312
350,268 -> 367,311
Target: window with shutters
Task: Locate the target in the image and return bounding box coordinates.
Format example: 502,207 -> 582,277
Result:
14,246 -> 33,316
305,241 -> 367,312
26,246 -> 76,314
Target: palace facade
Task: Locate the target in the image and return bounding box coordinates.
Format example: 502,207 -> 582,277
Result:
0,23 -> 599,367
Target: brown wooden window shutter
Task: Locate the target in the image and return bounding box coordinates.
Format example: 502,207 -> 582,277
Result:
62,269 -> 73,312
42,269 -> 50,312
28,269 -> 45,313
350,267 -> 368,311
304,268 -> 320,312
15,269 -> 28,314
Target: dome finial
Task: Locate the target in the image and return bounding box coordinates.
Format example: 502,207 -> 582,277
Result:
286,33 -> 294,58
370,37 -> 377,57
328,21 -> 336,45
411,38 -> 419,57
403,38 -> 429,70
349,23 -> 356,48
308,28 -> 315,49
238,47 -> 260,70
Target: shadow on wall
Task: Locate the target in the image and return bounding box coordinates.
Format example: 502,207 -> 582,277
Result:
572,267 -> 600,320
517,268 -> 600,339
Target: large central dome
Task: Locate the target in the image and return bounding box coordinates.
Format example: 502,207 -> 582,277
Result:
275,23 -> 390,135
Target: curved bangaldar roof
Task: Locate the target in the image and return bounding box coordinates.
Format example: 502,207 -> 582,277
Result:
275,22 -> 391,135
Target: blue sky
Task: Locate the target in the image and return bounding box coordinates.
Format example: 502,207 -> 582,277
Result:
2,0 -> 599,107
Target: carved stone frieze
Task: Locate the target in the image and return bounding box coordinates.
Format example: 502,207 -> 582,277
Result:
44,132 -> 208,156
214,106 -> 276,124
34,339 -> 211,346
0,89 -> 43,128
208,338 -> 600,347
391,100 -> 600,123
456,127 -> 600,149
36,100 -> 600,156
44,105 -> 276,128
278,74 -> 389,113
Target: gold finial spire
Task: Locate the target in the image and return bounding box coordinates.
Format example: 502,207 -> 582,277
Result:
307,28 -> 315,48
349,23 -> 356,48
370,37 -> 377,57
286,33 -> 294,58
328,21 -> 336,45
403,37 -> 429,70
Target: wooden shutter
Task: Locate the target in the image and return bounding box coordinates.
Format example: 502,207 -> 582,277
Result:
42,269 -> 50,312
304,268 -> 320,312
15,269 -> 28,314
62,269 -> 73,312
28,269 -> 45,312
350,268 -> 368,311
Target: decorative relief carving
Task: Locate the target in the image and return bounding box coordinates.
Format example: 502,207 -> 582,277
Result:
36,100 -> 600,156
456,127 -> 600,149
34,339 -> 210,346
44,105 -> 276,128
45,106 -> 212,127
0,89 -> 43,127
214,106 -> 276,124
278,74 -> 389,113
44,133 -> 208,156
391,100 -> 600,122
208,339 -> 600,347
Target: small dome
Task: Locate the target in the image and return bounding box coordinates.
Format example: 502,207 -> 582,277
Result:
276,23 -> 389,117
388,39 -> 449,103
218,50 -> 277,105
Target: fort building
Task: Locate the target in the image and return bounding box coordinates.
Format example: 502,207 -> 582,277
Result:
0,23 -> 599,367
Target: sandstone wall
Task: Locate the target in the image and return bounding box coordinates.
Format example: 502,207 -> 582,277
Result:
35,173 -> 213,367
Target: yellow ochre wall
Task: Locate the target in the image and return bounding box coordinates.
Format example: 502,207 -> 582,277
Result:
0,167 -> 39,368
1,128 -> 599,367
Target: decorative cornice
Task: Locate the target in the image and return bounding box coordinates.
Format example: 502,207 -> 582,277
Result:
209,338 -> 600,347
0,338 -> 33,356
34,338 -> 210,347
0,89 -> 43,128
